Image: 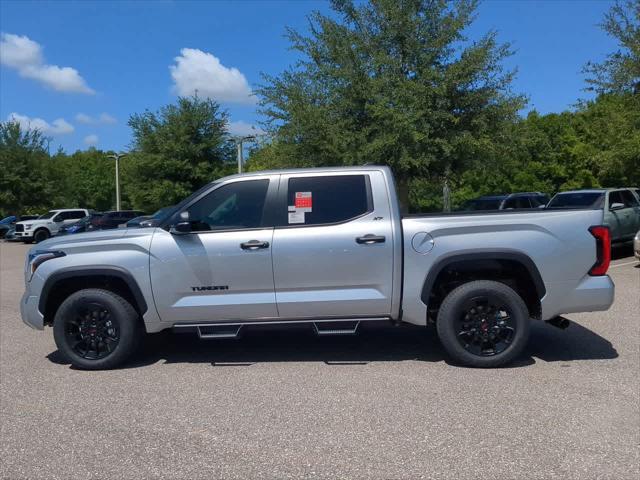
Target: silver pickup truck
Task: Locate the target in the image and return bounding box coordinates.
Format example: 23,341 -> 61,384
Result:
21,166 -> 615,369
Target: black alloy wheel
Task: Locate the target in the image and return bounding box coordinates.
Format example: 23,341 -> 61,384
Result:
53,289 -> 142,370
64,301 -> 120,360
436,280 -> 530,368
454,294 -> 515,356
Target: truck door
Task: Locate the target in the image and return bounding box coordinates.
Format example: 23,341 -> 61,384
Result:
620,190 -> 640,237
271,171 -> 395,318
149,176 -> 279,323
608,190 -> 637,240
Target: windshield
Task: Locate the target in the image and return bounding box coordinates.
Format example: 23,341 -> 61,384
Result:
547,192 -> 604,209
38,211 -> 57,219
461,198 -> 504,211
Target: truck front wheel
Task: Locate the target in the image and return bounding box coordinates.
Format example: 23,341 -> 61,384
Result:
53,289 -> 143,370
33,229 -> 50,243
436,280 -> 530,368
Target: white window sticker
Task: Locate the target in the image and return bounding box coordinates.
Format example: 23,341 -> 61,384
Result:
288,210 -> 305,224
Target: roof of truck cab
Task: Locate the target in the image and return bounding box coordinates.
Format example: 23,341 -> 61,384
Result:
554,189 -> 608,194
220,165 -> 393,181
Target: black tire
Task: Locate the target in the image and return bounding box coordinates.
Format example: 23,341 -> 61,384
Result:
436,280 -> 530,368
53,288 -> 143,370
33,229 -> 50,243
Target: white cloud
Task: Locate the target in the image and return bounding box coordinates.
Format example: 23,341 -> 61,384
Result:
75,113 -> 92,124
75,112 -> 117,125
170,48 -> 254,104
228,120 -> 265,137
98,113 -> 116,124
0,33 -> 94,94
83,134 -> 99,146
8,112 -> 74,135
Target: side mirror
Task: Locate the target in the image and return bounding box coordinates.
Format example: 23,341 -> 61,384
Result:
170,211 -> 191,234
610,202 -> 625,211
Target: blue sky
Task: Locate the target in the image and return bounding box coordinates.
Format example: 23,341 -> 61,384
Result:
0,0 -> 617,153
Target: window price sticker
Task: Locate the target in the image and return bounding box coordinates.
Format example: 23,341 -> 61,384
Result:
294,192 -> 312,212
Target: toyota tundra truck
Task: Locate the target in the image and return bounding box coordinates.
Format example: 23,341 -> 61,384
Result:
20,166 -> 615,369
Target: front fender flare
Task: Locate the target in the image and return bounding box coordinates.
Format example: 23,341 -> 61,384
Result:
38,266 -> 148,315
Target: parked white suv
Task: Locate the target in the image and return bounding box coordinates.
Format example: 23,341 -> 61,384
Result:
15,209 -> 89,243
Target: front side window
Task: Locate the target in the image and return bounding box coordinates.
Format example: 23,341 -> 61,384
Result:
186,180 -> 270,231
620,190 -> 639,207
286,175 -> 371,226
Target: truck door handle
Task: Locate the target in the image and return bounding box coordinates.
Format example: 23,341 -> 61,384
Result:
356,234 -> 386,244
240,240 -> 270,250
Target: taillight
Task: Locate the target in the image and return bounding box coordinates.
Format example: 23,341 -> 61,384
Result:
588,226 -> 611,276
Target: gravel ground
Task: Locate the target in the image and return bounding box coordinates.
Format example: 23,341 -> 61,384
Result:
1,242 -> 638,480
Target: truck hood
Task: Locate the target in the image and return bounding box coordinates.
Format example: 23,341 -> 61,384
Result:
15,219 -> 53,226
33,227 -> 155,251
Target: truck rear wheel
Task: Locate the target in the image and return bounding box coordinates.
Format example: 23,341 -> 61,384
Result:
436,280 -> 530,368
53,289 -> 142,370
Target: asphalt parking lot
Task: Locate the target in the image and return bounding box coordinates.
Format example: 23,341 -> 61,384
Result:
1,242 -> 638,480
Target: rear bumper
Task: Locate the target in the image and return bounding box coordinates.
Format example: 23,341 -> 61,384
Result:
541,275 -> 615,320
20,291 -> 44,330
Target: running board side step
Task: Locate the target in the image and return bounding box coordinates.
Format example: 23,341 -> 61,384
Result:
173,316 -> 390,338
313,320 -> 360,336
197,324 -> 243,339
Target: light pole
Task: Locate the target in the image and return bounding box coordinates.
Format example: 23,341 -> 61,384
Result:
234,136 -> 256,174
107,152 -> 127,211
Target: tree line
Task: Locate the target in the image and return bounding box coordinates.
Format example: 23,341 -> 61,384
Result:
1,0 -> 638,217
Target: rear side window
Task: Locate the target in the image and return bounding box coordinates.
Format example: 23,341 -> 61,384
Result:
503,197 -> 531,209
286,175 -> 371,226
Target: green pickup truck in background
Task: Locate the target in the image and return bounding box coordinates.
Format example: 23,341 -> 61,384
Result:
547,188 -> 640,244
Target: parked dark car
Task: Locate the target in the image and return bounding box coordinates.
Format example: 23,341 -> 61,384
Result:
460,192 -> 549,211
125,206 -> 175,228
90,210 -> 145,230
0,215 -> 39,238
57,213 -> 103,236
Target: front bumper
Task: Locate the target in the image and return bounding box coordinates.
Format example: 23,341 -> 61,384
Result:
15,231 -> 34,239
20,291 -> 44,330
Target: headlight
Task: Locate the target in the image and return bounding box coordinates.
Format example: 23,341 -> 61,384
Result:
27,250 -> 66,280
24,224 -> 33,230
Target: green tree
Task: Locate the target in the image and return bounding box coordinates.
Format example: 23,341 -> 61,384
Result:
125,96 -> 235,212
584,0 -> 640,94
49,148 -> 118,211
255,0 -> 525,210
0,121 -> 53,216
